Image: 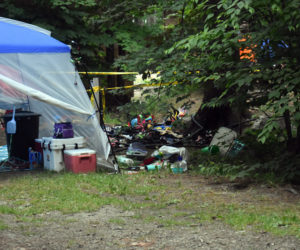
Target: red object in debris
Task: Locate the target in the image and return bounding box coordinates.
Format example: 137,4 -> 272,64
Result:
143,157 -> 156,166
34,139 -> 44,160
64,148 -> 96,173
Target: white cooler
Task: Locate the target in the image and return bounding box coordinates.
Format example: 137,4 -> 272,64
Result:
42,137 -> 86,172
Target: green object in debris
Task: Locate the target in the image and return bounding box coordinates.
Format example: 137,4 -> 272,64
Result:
227,139 -> 245,157
171,167 -> 184,174
146,163 -> 162,171
116,155 -> 134,166
201,145 -> 219,155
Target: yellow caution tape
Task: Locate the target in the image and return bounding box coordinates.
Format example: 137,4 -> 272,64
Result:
90,88 -> 106,113
89,81 -> 179,112
79,71 -> 201,75
79,72 -> 139,75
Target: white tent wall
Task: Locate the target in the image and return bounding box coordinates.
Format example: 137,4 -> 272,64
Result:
0,52 -> 111,163
0,54 -> 28,109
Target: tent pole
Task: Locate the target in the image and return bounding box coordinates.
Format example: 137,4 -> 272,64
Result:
71,41 -> 120,173
89,77 -> 120,173
79,68 -> 120,173
97,80 -> 105,129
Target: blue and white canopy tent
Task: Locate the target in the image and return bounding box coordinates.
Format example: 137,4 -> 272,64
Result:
0,17 -> 114,170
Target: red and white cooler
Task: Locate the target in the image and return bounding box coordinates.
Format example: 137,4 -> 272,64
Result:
64,148 -> 96,173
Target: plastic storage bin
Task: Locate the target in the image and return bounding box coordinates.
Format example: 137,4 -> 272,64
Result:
42,137 -> 86,172
171,160 -> 187,173
1,111 -> 40,161
53,122 -> 74,138
64,148 -> 96,174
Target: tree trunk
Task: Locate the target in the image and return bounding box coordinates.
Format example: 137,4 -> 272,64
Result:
105,44 -> 132,110
284,110 -> 294,151
296,125 -> 300,154
191,84 -> 233,134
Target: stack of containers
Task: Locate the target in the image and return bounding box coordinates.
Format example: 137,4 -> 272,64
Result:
42,137 -> 86,172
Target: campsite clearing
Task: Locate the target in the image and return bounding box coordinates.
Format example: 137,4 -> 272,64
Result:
0,171 -> 299,249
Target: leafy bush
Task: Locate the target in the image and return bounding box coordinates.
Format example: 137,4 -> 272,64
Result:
190,129 -> 300,183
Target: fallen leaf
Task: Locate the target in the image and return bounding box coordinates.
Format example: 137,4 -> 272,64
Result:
130,241 -> 154,247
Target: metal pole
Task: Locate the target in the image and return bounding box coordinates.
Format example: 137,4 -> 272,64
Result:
71,42 -> 120,173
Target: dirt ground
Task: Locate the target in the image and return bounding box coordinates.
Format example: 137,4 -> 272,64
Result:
0,174 -> 299,250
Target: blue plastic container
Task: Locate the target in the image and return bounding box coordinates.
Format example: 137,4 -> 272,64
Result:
171,167 -> 184,174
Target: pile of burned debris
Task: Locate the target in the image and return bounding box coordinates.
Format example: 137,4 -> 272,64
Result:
106,106 -> 246,174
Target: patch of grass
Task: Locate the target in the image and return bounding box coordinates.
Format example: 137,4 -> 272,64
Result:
189,203 -> 300,238
0,172 -> 161,216
108,218 -> 126,225
173,211 -> 190,217
131,213 -> 143,220
189,210 -> 215,222
62,218 -> 78,224
159,218 -> 187,227
0,205 -> 12,214
0,220 -> 8,230
18,224 -> 34,236
165,198 -> 181,206
223,206 -> 300,237
18,216 -> 45,224
67,239 -> 76,248
143,215 -> 157,223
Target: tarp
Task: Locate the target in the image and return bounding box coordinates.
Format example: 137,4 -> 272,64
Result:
0,73 -> 92,115
0,17 -> 113,170
0,19 -> 69,53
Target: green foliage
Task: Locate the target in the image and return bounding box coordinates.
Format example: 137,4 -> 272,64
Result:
117,94 -> 169,119
103,112 -> 124,125
0,0 -> 111,69
164,0 -> 300,146
110,0 -> 300,148
190,129 -> 300,183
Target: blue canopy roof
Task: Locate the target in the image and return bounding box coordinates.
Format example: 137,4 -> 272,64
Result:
0,20 -> 70,53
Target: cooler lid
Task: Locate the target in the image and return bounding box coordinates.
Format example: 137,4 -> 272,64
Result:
42,136 -> 86,150
64,148 -> 96,156
42,136 -> 85,144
